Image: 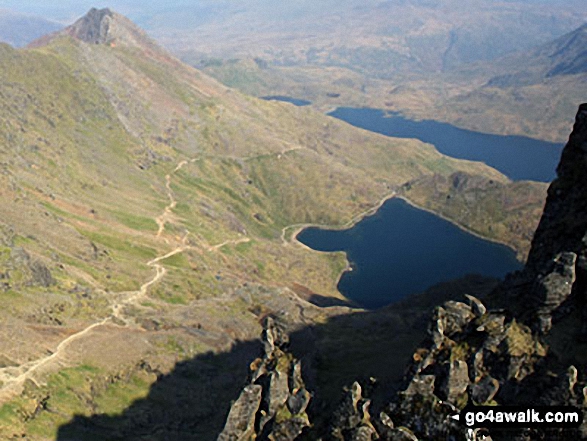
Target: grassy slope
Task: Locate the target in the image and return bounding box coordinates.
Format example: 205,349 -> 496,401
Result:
0,30 -> 542,439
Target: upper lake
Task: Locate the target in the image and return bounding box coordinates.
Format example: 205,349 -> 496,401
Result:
328,107 -> 563,182
297,198 -> 523,309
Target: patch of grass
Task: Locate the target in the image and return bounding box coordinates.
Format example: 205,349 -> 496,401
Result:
80,231 -> 157,261
159,252 -> 190,269
93,375 -> 151,417
107,210 -> 158,232
235,240 -> 254,253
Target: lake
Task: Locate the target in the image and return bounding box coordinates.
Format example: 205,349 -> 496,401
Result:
262,95 -> 311,106
297,198 -> 523,309
262,97 -> 542,307
328,107 -> 563,182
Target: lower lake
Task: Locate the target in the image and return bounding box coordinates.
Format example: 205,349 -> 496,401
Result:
297,198 -> 523,309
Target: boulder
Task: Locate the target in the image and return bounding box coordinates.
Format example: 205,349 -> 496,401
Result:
218,384 -> 262,441
470,375 -> 500,404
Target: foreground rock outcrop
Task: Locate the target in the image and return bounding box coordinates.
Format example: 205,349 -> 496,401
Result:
220,104 -> 587,440
219,317 -> 311,440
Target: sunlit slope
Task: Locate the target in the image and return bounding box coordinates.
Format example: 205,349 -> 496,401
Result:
0,10 -> 546,439
4,27 -> 510,295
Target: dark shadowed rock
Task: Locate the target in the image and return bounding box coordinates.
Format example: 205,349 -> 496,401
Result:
470,375 -> 500,404
218,384 -> 262,441
438,360 -> 469,404
219,317 -> 310,441
465,294 -> 487,317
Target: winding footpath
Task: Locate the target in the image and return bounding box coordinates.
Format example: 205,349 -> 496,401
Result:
0,156 -> 246,403
0,153 -> 388,402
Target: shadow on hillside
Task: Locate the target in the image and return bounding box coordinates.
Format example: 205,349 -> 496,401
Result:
56,277 -> 498,440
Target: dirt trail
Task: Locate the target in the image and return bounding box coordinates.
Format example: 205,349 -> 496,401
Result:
208,237 -> 250,252
155,158 -> 199,239
0,242 -> 183,401
0,156 -> 237,403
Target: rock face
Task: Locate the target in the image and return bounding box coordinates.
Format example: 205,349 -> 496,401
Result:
218,317 -> 311,441
518,104 -> 587,334
67,8 -> 113,44
219,105 -> 587,440
34,7 -> 162,52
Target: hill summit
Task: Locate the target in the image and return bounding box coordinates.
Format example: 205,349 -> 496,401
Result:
66,7 -> 113,45
31,7 -> 158,51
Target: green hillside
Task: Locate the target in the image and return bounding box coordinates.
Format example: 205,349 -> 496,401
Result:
0,9 -> 546,440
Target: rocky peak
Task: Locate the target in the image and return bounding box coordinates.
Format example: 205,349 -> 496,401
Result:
51,7 -> 160,52
67,8 -> 114,45
219,317 -> 311,440
505,103 -> 587,335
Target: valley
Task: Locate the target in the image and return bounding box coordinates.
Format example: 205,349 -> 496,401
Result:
0,3 -> 580,440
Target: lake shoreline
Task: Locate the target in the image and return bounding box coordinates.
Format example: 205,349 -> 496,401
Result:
396,195 -> 525,262
287,193 -> 523,308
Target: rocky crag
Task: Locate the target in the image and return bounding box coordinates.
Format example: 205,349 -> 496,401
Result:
221,104 -> 587,440
219,317 -> 311,441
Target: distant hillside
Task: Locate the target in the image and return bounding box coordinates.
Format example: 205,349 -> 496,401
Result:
0,10 -> 61,47
482,23 -> 587,85
150,0 -> 587,77
0,8 -> 547,440
414,22 -> 587,142
209,21 -> 587,143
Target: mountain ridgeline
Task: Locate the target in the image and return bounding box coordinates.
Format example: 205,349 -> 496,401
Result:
220,105 -> 587,440
0,8 -> 552,441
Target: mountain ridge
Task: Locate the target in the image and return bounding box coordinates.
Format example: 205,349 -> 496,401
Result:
0,9 -> 548,440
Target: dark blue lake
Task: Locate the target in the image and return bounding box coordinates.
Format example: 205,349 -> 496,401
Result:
328,107 -> 563,182
297,198 -> 523,309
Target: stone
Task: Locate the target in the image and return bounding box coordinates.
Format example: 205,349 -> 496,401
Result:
443,301 -> 474,336
289,360 -> 304,392
533,252 -> 577,332
29,259 -> 54,287
389,426 -> 419,441
286,388 -> 311,415
350,425 -> 376,441
218,384 -> 262,441
266,370 -> 290,416
465,294 -> 487,317
438,360 -> 469,404
404,375 -> 435,397
331,382 -> 365,432
69,8 -> 113,44
470,375 -> 500,404
270,417 -> 310,441
428,306 -> 446,347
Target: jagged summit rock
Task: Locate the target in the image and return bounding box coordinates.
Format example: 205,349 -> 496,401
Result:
29,7 -> 162,53
67,7 -> 114,44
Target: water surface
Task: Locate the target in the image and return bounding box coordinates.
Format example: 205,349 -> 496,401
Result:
262,96 -> 311,106
297,198 -> 522,309
328,107 -> 563,182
